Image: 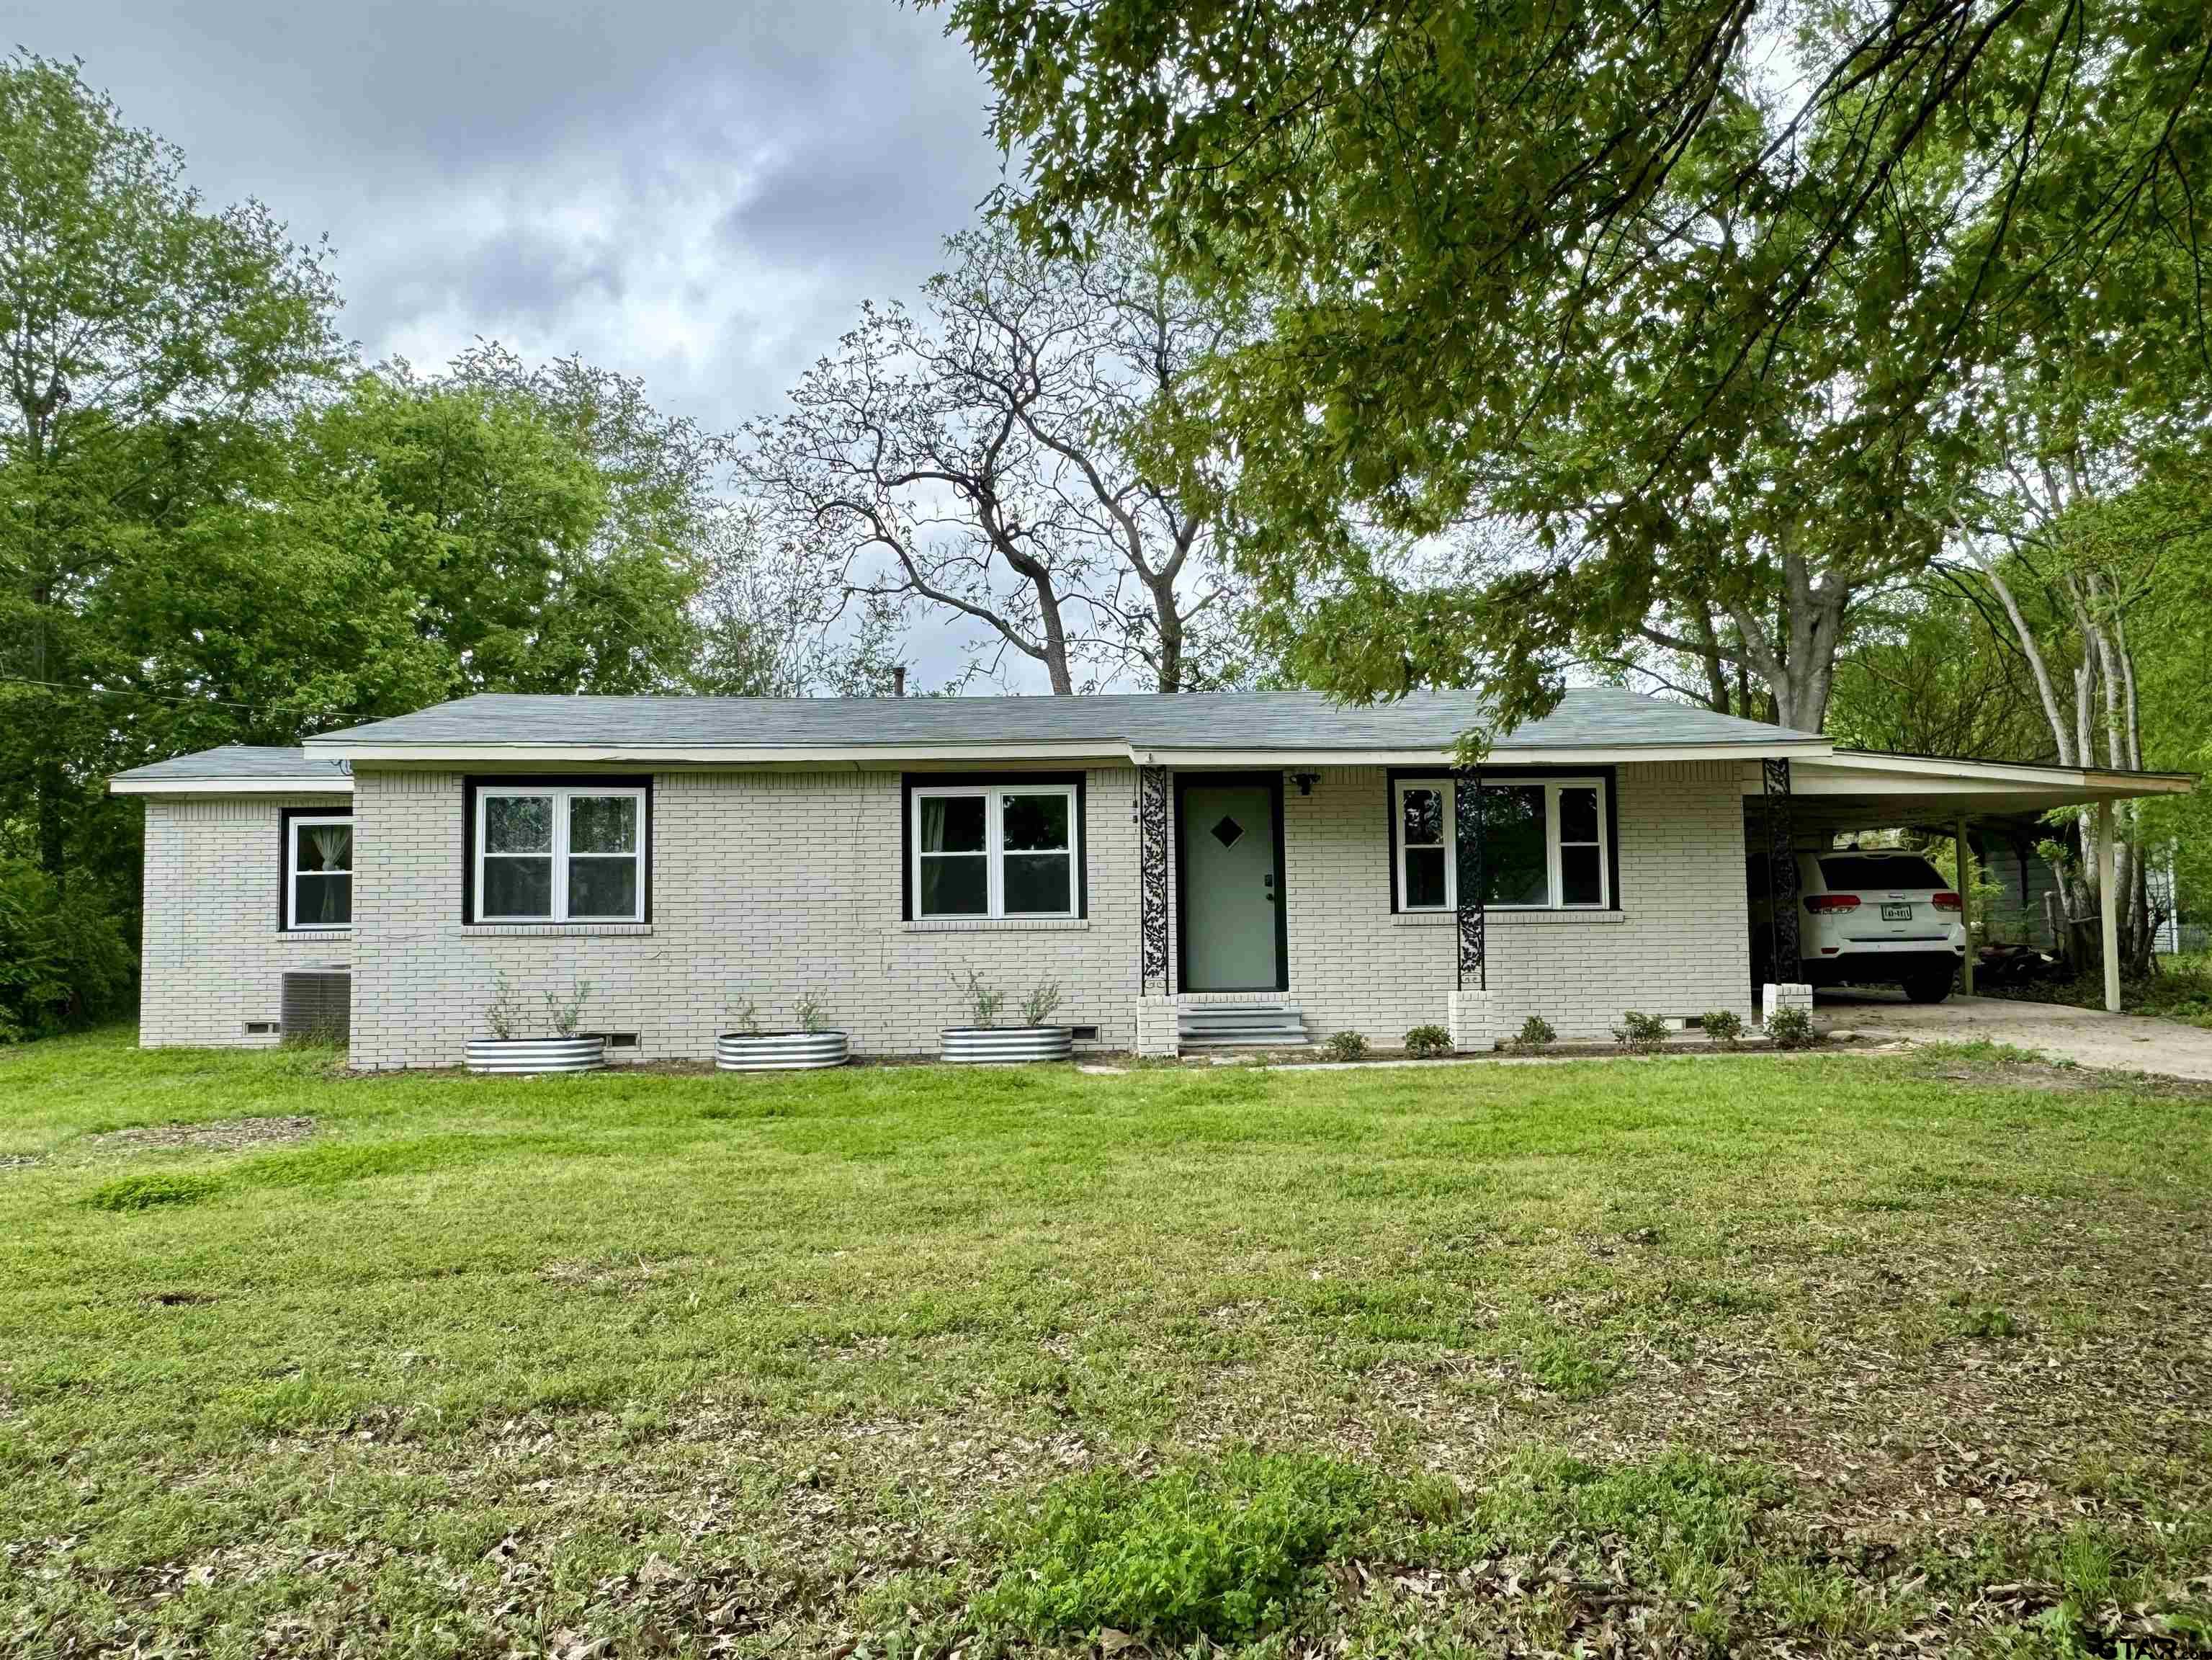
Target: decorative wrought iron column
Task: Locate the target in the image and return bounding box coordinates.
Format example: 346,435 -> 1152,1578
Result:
1763,758 -> 1800,976
1137,765 -> 1170,994
1454,770 -> 1486,991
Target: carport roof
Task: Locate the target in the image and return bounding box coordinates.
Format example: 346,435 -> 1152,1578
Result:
1781,749 -> 2195,833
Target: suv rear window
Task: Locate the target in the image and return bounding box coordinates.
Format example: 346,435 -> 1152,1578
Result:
1818,855 -> 1945,891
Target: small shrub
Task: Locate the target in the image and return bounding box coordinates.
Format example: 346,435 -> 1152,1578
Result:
1767,1006 -> 1820,1049
1613,1009 -> 1670,1054
542,979 -> 591,1038
1021,979 -> 1065,1027
1701,1009 -> 1745,1048
88,1172 -> 223,1213
978,1450 -> 1372,1644
1510,1015 -> 1557,1053
483,973 -> 527,1041
951,969 -> 1006,1028
727,997 -> 761,1037
792,991 -> 828,1035
1403,1023 -> 1452,1058
1322,1030 -> 1369,1061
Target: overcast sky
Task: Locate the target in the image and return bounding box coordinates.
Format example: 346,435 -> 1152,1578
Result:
17,0 -> 1005,447
16,1 -> 1021,682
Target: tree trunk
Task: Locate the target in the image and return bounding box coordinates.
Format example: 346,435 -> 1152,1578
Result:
1150,571 -> 1185,692
1025,569 -> 1076,695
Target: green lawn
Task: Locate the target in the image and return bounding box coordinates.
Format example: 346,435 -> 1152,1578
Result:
4,1030 -> 2209,1658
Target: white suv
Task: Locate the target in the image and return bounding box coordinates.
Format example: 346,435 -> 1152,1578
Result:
1749,849 -> 1967,1003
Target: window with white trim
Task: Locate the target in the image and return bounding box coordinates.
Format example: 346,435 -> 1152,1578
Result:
475,786 -> 647,922
287,814 -> 353,929
910,783 -> 1079,919
1394,777 -> 1611,911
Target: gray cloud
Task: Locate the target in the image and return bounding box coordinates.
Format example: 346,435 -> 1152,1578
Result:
13,0 -> 1026,687
14,0 -> 1005,424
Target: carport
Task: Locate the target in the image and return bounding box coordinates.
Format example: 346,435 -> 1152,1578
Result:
1745,751 -> 2195,1012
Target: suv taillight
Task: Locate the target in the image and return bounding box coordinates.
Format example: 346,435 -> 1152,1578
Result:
1931,891 -> 1962,911
1805,893 -> 1861,913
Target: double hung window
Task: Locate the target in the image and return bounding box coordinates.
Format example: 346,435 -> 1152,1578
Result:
911,784 -> 1079,919
475,786 -> 647,922
1394,777 -> 1610,910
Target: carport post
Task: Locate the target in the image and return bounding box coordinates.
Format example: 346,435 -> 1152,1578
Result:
1955,818 -> 1974,995
2096,800 -> 2121,1014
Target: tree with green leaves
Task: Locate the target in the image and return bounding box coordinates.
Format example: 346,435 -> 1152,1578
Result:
287,357 -> 709,702
942,0 -> 2212,733
0,55 -> 751,1031
0,50 -> 343,893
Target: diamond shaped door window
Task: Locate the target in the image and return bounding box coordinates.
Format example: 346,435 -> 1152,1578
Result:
1209,815 -> 1245,849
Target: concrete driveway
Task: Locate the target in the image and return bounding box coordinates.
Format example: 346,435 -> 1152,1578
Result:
1815,988 -> 2212,1082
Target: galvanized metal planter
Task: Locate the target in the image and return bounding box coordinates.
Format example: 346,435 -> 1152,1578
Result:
465,1035 -> 606,1075
940,1025 -> 1074,1064
715,1030 -> 849,1071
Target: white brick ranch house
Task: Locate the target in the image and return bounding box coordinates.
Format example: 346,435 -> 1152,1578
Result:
109,687 -> 2188,1066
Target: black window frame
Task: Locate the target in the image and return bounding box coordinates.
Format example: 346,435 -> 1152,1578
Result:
900,772 -> 1089,922
461,775 -> 654,925
1384,765 -> 1622,914
278,806 -> 356,933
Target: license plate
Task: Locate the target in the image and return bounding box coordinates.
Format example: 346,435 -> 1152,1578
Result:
1881,903 -> 1914,921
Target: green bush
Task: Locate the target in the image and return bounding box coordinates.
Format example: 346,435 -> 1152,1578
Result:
1766,1006 -> 1820,1050
1701,1009 -> 1745,1048
1403,1023 -> 1452,1058
979,1450 -> 1372,1643
1510,1014 -> 1557,1053
1322,1030 -> 1369,1061
87,1172 -> 223,1212
1613,1010 -> 1671,1053
0,858 -> 133,1042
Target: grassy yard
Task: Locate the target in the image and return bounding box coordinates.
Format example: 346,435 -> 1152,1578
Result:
4,1031 -> 2210,1658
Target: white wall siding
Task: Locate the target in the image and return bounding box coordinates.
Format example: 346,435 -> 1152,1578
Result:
349,767 -> 1142,1068
138,794 -> 354,1047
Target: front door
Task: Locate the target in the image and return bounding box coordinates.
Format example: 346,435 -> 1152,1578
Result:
1179,777 -> 1284,991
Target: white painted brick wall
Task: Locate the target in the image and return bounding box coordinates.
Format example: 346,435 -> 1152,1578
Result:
1279,762 -> 1755,1045
148,759 -> 1754,1065
138,794 -> 354,1047
349,767 -> 1142,1068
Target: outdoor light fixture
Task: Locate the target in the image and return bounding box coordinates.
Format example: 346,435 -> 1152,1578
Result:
1291,772 -> 1320,796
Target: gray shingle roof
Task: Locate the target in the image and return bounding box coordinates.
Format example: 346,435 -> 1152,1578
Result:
305,686 -> 1817,755
110,746 -> 350,786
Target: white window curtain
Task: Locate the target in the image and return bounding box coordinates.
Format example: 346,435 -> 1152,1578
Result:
288,816 -> 353,929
